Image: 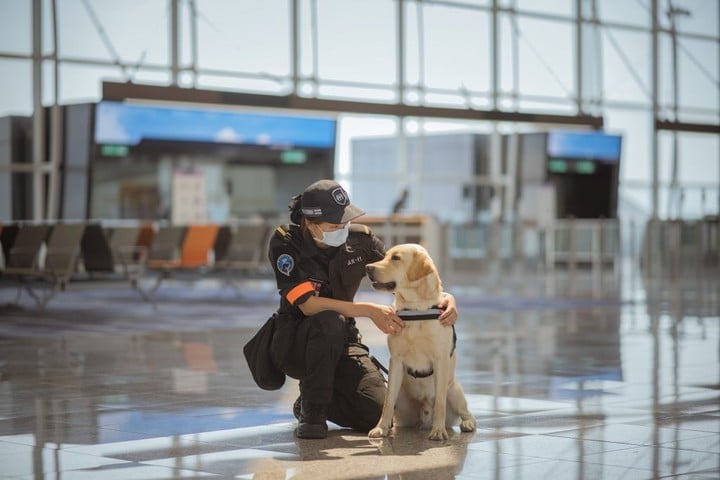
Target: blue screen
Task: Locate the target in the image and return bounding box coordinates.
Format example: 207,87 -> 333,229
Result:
547,131 -> 622,162
95,101 -> 337,149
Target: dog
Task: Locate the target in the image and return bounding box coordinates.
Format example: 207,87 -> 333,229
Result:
365,243 -> 476,441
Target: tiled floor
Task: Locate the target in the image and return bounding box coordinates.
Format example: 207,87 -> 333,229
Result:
0,266 -> 718,479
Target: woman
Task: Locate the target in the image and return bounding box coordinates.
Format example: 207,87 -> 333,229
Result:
267,179 -> 458,439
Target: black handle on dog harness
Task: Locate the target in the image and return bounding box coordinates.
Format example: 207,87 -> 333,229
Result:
396,307 -> 444,321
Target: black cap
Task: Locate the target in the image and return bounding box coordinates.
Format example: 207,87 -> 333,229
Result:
301,179 -> 365,224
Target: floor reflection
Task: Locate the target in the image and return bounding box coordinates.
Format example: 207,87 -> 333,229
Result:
0,268 -> 718,479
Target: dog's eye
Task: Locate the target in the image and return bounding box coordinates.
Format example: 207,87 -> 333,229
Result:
391,254 -> 401,261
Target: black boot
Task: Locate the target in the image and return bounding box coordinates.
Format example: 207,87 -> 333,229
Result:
295,400 -> 328,439
293,395 -> 301,421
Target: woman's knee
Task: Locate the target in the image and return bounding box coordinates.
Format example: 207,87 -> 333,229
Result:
329,354 -> 387,431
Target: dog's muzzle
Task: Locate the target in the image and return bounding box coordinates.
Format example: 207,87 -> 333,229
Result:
366,265 -> 396,291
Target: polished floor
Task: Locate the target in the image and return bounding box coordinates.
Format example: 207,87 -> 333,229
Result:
0,265 -> 718,479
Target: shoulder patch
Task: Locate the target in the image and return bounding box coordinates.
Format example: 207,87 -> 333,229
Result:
276,254 -> 294,276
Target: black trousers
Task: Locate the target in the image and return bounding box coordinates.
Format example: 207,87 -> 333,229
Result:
270,310 -> 386,432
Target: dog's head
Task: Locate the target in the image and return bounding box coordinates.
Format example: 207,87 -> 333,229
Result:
366,244 -> 442,305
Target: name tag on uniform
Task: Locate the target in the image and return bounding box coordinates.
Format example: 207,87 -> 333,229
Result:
347,255 -> 363,266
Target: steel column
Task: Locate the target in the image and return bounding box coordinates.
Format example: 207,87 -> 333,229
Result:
651,0 -> 660,219
32,0 -> 45,221
47,0 -> 62,220
170,0 -> 180,86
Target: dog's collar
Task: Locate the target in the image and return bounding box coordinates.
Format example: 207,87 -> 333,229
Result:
407,367 -> 434,378
397,306 -> 443,321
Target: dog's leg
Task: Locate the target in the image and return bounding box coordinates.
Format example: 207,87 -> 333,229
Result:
368,356 -> 404,438
447,381 -> 476,432
428,357 -> 450,440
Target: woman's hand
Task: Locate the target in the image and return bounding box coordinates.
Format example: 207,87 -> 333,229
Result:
366,303 -> 405,335
438,292 -> 458,326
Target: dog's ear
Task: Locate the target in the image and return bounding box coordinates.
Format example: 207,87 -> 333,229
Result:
407,250 -> 435,282
417,268 -> 442,300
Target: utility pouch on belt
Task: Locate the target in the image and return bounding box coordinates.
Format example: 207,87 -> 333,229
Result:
269,313 -> 299,374
243,314 -> 286,391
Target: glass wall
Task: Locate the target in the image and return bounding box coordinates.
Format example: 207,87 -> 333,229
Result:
0,0 -> 717,223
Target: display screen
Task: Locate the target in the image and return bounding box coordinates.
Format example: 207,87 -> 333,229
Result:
547,131 -> 622,162
94,101 -> 337,149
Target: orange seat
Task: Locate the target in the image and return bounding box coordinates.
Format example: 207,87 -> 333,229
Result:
136,223 -> 156,258
181,224 -> 219,268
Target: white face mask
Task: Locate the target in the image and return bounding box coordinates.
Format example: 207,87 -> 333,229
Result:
314,222 -> 350,247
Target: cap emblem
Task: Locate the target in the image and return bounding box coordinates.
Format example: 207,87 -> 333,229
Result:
332,187 -> 348,206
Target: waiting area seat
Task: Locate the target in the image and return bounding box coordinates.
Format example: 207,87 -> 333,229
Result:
2,224 -> 51,274
80,223 -> 150,300
146,225 -> 188,270
180,224 -> 220,268
1,219 -> 277,309
212,224 -> 233,266
213,222 -> 270,276
0,223 -> 19,270
2,223 -> 85,309
145,225 -> 220,296
108,225 -> 145,269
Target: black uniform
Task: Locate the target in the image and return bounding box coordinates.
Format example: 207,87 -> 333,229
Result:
268,222 -> 387,432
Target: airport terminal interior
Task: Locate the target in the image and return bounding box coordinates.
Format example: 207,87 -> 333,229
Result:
1,1 -> 719,479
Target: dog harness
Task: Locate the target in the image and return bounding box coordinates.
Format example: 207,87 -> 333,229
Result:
396,307 -> 445,321
396,306 -> 457,379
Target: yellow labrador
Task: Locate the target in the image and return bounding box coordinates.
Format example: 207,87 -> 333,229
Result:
366,243 -> 476,441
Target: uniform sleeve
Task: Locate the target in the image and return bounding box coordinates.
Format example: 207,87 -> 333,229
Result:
268,227 -> 315,306
348,224 -> 386,264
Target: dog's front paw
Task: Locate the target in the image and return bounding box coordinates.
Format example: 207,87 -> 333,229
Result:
460,418 -> 477,432
368,426 -> 389,438
428,426 -> 448,441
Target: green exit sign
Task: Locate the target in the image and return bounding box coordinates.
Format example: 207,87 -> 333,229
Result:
100,144 -> 129,157
281,150 -> 307,164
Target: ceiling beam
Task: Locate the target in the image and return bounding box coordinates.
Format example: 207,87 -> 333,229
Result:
655,119 -> 720,135
102,81 -> 605,128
